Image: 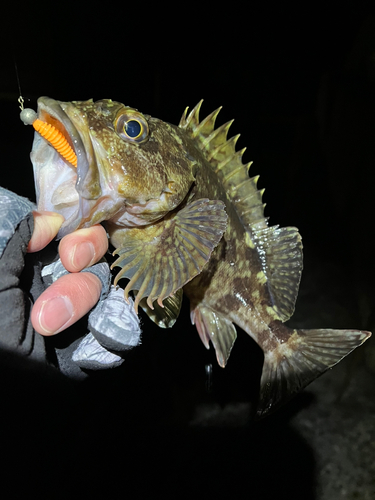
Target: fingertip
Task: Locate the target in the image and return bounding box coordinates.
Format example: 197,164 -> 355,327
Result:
31,273 -> 102,336
59,225 -> 108,272
32,296 -> 74,335
28,211 -> 65,253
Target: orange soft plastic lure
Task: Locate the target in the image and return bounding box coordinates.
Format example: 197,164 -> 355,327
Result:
20,108 -> 77,168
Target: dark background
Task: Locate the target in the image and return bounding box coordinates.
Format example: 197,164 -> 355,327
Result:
0,2 -> 374,498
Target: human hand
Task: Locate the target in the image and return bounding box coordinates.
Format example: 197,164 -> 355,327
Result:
28,212 -> 108,336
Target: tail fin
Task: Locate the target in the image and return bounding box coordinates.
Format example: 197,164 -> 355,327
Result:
257,328 -> 371,418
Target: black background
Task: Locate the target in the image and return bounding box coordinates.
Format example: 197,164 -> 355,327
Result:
0,2 -> 374,498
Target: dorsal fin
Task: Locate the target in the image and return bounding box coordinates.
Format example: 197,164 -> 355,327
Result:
179,101 -> 268,231
179,101 -> 303,321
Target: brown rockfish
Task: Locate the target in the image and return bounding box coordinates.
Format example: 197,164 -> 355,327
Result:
27,97 -> 371,417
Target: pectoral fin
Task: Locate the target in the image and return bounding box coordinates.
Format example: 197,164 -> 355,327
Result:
111,198 -> 227,310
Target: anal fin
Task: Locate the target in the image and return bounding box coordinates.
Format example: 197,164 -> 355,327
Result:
257,328 -> 371,418
191,304 -> 237,367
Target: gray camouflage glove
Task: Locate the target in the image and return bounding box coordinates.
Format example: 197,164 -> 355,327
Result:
0,186 -> 141,378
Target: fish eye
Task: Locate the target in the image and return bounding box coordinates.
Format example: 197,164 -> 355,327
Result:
115,109 -> 149,144
125,120 -> 141,138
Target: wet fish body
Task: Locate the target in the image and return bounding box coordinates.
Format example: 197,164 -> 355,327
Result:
29,97 -> 371,417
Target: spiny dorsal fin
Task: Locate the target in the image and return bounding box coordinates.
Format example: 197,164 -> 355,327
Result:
179,101 -> 267,231
179,101 -> 303,320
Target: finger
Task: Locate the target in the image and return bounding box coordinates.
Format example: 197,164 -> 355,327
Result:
27,211 -> 65,253
31,272 -> 102,336
59,225 -> 108,273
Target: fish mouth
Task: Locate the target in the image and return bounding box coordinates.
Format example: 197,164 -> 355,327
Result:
32,97 -> 102,238
36,96 -> 89,175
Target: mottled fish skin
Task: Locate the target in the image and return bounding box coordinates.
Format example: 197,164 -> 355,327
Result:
185,161 -> 280,347
30,97 -> 372,418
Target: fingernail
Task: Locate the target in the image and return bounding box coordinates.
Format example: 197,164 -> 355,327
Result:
38,296 -> 74,334
70,242 -> 95,270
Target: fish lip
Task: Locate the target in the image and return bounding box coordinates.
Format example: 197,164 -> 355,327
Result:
36,96 -> 88,173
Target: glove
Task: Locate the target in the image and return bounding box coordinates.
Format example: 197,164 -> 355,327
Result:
0,187 -> 141,379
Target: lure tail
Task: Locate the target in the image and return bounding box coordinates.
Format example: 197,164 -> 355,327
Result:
256,327 -> 371,418
20,107 -> 77,167
32,119 -> 77,167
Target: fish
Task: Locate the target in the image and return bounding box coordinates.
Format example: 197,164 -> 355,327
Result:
28,96 -> 371,417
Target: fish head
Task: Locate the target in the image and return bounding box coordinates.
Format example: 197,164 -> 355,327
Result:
31,97 -> 197,237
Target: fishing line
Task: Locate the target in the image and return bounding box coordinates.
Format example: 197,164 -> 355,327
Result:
14,59 -> 24,111
16,63 -> 77,168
